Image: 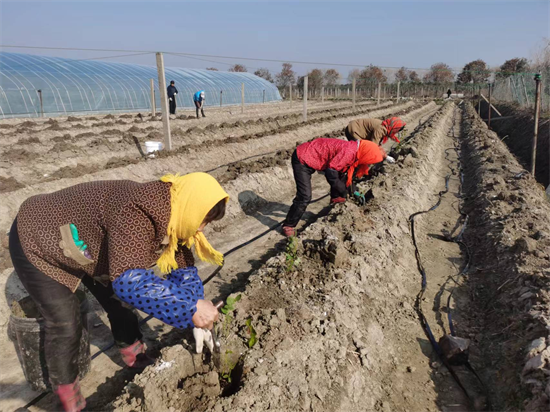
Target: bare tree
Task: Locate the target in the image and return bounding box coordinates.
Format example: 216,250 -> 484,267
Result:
323,69 -> 341,87
409,71 -> 420,82
424,63 -> 455,84
457,59 -> 490,84
395,67 -> 410,83
254,68 -> 274,83
347,69 -> 361,84
205,67 -> 218,71
358,65 -> 387,87
496,58 -> 530,78
275,63 -> 296,87
307,69 -> 324,93
228,64 -> 247,73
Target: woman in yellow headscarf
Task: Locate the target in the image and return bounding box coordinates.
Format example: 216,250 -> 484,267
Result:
9,172 -> 228,412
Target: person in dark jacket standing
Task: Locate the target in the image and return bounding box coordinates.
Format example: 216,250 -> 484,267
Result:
167,81 -> 178,115
447,89 -> 452,99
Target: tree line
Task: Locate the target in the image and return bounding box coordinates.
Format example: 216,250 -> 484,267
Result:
204,41 -> 548,90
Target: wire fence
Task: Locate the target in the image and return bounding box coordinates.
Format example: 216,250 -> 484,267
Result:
492,71 -> 550,112
278,81 -> 466,101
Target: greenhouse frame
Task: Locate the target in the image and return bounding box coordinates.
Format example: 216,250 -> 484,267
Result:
0,52 -> 281,118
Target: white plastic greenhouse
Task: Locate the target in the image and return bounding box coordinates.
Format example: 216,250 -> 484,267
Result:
0,52 -> 281,118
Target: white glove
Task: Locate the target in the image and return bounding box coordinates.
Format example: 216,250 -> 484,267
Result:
193,328 -> 214,354
174,92 -> 177,95
169,97 -> 172,101
386,155 -> 396,164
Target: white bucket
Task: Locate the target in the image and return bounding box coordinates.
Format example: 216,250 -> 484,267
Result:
144,141 -> 164,155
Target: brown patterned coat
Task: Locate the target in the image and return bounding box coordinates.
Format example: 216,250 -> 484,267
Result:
16,180 -> 194,292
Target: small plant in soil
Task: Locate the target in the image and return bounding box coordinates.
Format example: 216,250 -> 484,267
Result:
220,294 -> 241,338
220,349 -> 235,382
285,236 -> 301,273
218,295 -> 241,384
245,318 -> 257,348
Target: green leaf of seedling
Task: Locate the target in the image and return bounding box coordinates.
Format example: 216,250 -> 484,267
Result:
221,294 -> 242,315
245,318 -> 257,348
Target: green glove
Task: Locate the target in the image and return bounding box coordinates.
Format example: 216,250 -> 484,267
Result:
70,223 -> 87,251
353,191 -> 366,206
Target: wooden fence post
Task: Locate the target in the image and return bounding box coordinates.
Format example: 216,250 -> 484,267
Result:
303,76 -> 308,121
155,52 -> 171,151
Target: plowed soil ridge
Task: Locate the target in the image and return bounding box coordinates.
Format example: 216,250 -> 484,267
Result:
111,103 -> 458,412
460,102 -> 550,411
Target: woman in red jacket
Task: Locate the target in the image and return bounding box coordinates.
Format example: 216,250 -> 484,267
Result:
282,138 -> 386,237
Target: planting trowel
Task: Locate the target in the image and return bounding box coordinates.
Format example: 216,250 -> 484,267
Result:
212,301 -> 224,352
210,301 -> 224,367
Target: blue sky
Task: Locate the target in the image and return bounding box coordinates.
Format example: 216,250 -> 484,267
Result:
0,1 -> 548,79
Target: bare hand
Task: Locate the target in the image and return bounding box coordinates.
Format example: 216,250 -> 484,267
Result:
192,299 -> 219,329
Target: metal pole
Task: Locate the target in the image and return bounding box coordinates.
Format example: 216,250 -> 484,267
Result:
37,89 -> 44,118
220,90 -> 223,107
263,89 -> 265,104
303,76 -> 308,121
352,78 -> 356,110
488,83 -> 492,129
241,83 -> 244,113
531,74 -> 542,176
155,52 -> 171,151
150,79 -> 155,116
321,86 -> 324,103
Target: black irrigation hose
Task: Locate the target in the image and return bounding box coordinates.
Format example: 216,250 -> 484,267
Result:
408,106 -> 490,408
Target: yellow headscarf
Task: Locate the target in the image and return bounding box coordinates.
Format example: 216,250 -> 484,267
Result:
157,172 -> 229,274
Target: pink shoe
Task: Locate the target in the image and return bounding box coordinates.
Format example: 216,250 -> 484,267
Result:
119,340 -> 155,369
282,225 -> 296,237
55,378 -> 86,412
330,197 -> 346,204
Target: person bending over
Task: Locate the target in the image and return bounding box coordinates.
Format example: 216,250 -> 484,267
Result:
9,172 -> 228,412
193,90 -> 206,118
345,117 -> 406,145
282,138 -> 387,237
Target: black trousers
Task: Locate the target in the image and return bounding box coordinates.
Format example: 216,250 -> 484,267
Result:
169,98 -> 176,114
284,151 -> 348,227
9,219 -> 142,386
195,101 -> 205,118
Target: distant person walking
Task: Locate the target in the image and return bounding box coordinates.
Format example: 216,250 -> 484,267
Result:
167,81 -> 178,115
447,89 -> 452,99
194,90 -> 205,118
